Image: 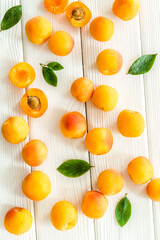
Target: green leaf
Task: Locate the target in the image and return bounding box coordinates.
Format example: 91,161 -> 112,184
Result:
42,66 -> 57,87
128,54 -> 157,75
115,194 -> 131,227
47,62 -> 64,71
1,5 -> 22,31
57,159 -> 93,178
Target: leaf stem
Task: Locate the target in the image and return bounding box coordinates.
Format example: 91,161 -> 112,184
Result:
40,63 -> 46,68
125,193 -> 128,198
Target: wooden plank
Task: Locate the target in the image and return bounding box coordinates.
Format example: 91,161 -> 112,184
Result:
81,0 -> 155,239
21,0 -> 95,239
139,1 -> 160,239
0,1 -> 36,239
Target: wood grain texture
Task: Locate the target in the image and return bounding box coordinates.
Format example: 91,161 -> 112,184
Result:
0,1 -> 36,240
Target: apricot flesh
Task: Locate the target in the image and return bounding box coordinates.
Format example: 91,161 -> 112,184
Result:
90,16 -> 114,42
81,191 -> 108,219
128,156 -> 153,184
85,128 -> 113,155
44,0 -> 69,14
1,117 -> 29,144
50,200 -> 78,231
22,139 -> 48,167
97,169 -> 124,195
146,178 -> 160,202
71,77 -> 94,102
96,49 -> 123,75
4,207 -> 33,235
25,16 -> 52,44
60,111 -> 87,138
92,85 -> 118,111
117,110 -> 145,137
22,171 -> 51,201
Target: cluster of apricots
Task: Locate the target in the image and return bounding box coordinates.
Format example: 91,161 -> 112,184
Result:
1,0 -> 159,236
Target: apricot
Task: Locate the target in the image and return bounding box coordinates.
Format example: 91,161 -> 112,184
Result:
146,179 -> 160,202
25,16 -> 52,44
70,77 -> 94,102
66,1 -> 92,27
85,128 -> 113,155
22,171 -> 51,201
96,49 -> 123,75
22,139 -> 48,167
4,207 -> 33,235
92,85 -> 118,111
44,0 -> 69,14
50,201 -> 78,231
9,62 -> 35,88
48,31 -> 74,56
60,111 -> 87,138
81,191 -> 108,219
113,0 -> 140,21
97,169 -> 124,195
117,110 -> 145,137
20,88 -> 48,118
128,156 -> 153,184
2,117 -> 29,144
90,16 -> 114,42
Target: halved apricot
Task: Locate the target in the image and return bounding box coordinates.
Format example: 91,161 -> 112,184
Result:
44,0 -> 69,14
20,88 -> 48,118
9,62 -> 35,88
66,1 -> 92,27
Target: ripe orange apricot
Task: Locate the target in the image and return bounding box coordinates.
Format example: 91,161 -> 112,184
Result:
113,0 -> 140,21
1,117 -> 29,144
9,62 -> 35,88
25,16 -> 52,44
66,1 -> 92,27
4,207 -> 33,235
81,191 -> 108,219
44,0 -> 69,14
71,77 -> 94,102
48,31 -> 74,56
22,171 -> 51,201
92,85 -> 118,111
60,111 -> 87,138
50,201 -> 78,231
97,169 -> 124,195
20,88 -> 48,118
146,179 -> 160,202
22,139 -> 48,167
90,16 -> 114,42
117,110 -> 145,137
96,49 -> 123,75
128,156 -> 153,184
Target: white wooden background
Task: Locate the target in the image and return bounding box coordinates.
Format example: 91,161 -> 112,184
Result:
0,0 -> 159,239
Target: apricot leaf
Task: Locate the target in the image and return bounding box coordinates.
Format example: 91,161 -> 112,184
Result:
47,62 -> 64,71
128,54 -> 157,75
42,66 -> 57,87
115,194 -> 131,227
57,159 -> 93,178
1,5 -> 22,31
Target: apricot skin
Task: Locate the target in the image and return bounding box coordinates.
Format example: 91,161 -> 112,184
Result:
128,157 -> 153,184
90,16 -> 114,42
92,85 -> 118,111
22,139 -> 48,167
117,110 -> 145,137
85,128 -> 113,155
1,117 -> 29,144
146,179 -> 160,202
25,16 -> 52,44
71,77 -> 94,102
4,207 -> 33,235
48,31 -> 74,56
96,49 -> 123,75
60,111 -> 87,139
81,191 -> 108,219
97,169 -> 124,196
113,0 -> 140,21
50,201 -> 78,231
22,171 -> 51,201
